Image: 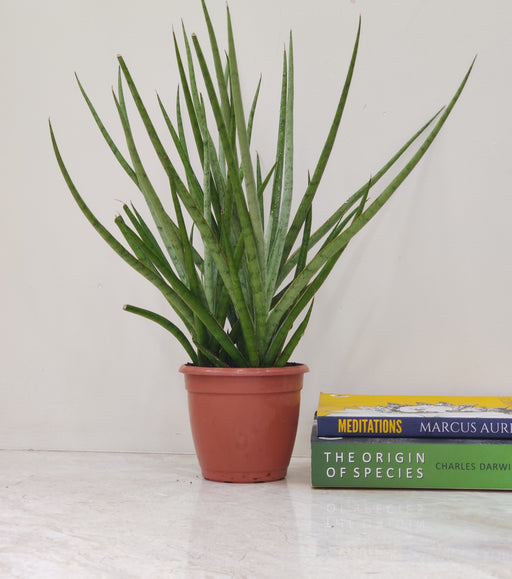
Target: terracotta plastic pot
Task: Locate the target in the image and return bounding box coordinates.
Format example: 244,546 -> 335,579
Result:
180,364 -> 308,483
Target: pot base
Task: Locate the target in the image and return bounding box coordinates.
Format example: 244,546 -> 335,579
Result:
202,468 -> 287,484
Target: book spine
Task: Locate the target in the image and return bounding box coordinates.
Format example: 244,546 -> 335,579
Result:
316,415 -> 512,439
311,437 -> 512,489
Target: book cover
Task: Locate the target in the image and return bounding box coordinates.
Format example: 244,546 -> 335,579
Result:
311,423 -> 512,489
317,393 -> 512,439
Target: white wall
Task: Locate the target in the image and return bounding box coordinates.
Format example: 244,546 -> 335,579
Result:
1,0 -> 511,456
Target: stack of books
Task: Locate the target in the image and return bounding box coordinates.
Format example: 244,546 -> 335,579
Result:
311,393 -> 512,489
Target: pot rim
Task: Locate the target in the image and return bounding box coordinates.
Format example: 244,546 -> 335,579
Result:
179,363 -> 309,377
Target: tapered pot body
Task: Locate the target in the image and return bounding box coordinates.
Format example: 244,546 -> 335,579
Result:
181,364 -> 308,483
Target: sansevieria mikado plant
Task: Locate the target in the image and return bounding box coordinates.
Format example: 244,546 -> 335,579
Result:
50,2 -> 473,368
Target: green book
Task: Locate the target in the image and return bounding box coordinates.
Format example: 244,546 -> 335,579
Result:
311,423 -> 512,489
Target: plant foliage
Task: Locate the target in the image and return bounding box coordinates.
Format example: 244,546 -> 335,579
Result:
50,1 -> 473,367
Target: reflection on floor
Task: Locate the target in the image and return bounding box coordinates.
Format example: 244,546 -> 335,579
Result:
2,451 -> 512,578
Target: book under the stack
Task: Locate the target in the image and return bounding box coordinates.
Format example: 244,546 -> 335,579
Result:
311,393 -> 512,490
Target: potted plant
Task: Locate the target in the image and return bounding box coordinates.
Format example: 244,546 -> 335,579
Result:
50,1 -> 473,482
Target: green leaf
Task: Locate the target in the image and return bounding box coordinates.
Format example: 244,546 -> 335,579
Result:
282,18 -> 361,265
172,29 -> 205,166
115,214 -> 162,276
192,31 -> 267,363
202,139 -> 216,311
51,121 -> 248,367
157,93 -> 205,208
266,34 -> 294,308
195,342 -> 230,367
75,73 -> 137,186
124,304 -> 198,364
247,76 -> 262,144
264,247 -> 343,366
226,7 -> 265,266
295,206 -> 312,278
274,300 -> 314,367
277,107 -> 443,286
201,0 -> 232,127
265,50 -> 288,257
168,172 -> 210,365
267,58 -> 474,345
113,73 -> 187,281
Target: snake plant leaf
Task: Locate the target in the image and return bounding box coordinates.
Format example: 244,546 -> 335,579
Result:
276,107 -> 442,287
195,343 -> 231,367
51,120 -> 143,267
274,300 -> 315,367
266,33 -> 294,309
192,32 -> 267,361
168,173 -> 210,365
180,20 -> 224,225
282,17 -> 361,266
265,49 -> 288,258
181,21 -> 203,124
122,204 -> 197,307
202,139 -> 216,312
197,93 -> 224,223
51,122 -> 192,334
163,139 -> 260,365
172,29 -> 205,166
337,59 -> 475,243
124,304 -> 199,365
115,214 -> 162,275
51,122 -> 250,366
123,204 -> 167,264
256,155 -> 264,224
213,230 -> 246,336
266,58 -> 474,347
264,246 -> 345,366
76,73 -> 137,186
247,76 -> 262,144
125,203 -> 204,282
114,215 -> 204,340
115,210 -> 221,354
175,89 -> 188,154
257,157 -> 278,228
161,160 -> 254,358
157,94 -> 205,209
226,7 -> 265,265
258,160 -> 278,199
117,56 -> 189,197
112,80 -> 188,282
113,214 -> 200,335
351,175 -> 371,222
295,207 -> 312,279
161,142 -> 260,364
200,0 -> 232,130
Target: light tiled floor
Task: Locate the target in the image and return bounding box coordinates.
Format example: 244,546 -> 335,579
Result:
2,451 -> 512,578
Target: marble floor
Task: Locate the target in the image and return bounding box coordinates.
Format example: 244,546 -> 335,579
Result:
2,451 -> 512,578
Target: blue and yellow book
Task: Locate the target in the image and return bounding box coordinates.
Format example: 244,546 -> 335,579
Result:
317,393 -> 512,439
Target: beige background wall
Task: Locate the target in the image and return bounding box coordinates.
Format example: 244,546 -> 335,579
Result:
2,0 -> 511,455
